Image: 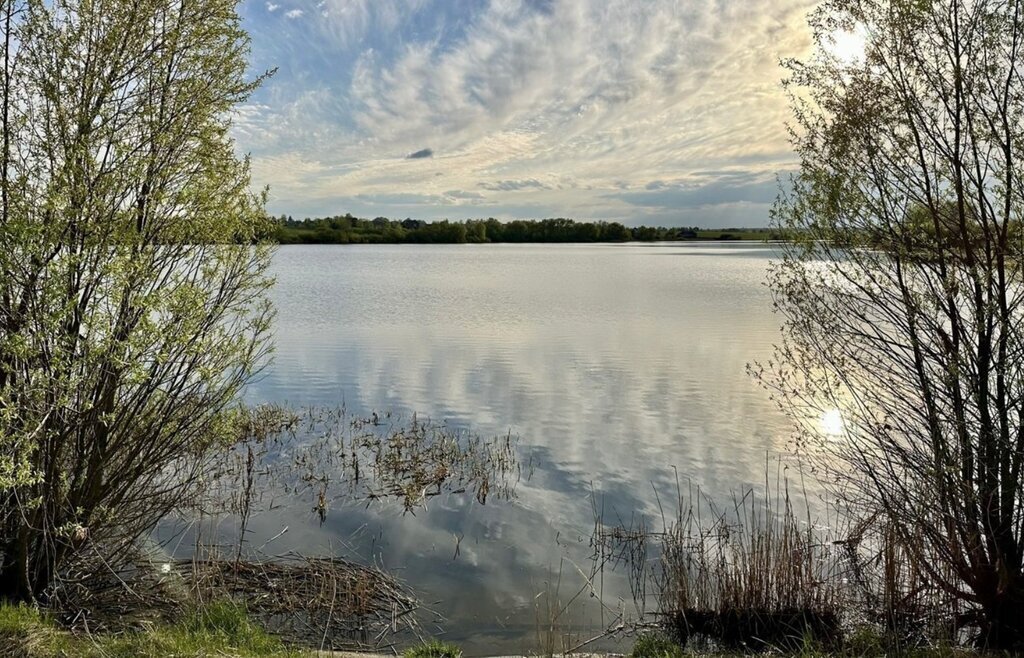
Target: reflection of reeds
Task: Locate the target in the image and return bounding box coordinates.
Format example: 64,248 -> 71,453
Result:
593,463 -> 970,652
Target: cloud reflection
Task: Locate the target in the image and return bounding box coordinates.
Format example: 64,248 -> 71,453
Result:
244,243 -> 800,652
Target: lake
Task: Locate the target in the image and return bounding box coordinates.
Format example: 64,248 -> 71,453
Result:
246,242 -> 799,654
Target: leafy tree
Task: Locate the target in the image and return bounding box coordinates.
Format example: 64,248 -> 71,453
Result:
466,220 -> 487,243
766,0 -> 1024,647
603,222 -> 632,241
484,218 -> 503,241
0,0 -> 272,600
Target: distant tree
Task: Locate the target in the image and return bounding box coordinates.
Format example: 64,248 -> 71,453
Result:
466,221 -> 487,243
383,226 -> 406,242
604,222 -> 632,241
272,215 -> 729,245
765,0 -> 1024,647
482,218 -> 502,241
576,222 -> 601,241
633,226 -> 661,241
0,0 -> 272,600
436,220 -> 467,243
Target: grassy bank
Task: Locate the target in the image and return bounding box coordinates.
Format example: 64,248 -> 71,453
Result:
0,601 -> 984,658
1,601 -> 463,658
0,601 -> 310,658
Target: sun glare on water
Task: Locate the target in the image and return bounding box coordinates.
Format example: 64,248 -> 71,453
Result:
820,408 -> 845,436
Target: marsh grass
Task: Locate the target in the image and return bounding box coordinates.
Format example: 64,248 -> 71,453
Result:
199,405 -> 522,537
596,464 -> 970,653
532,561 -> 575,658
658,483 -> 842,651
177,599 -> 283,653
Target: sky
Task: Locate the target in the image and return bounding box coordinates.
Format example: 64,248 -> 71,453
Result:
235,0 -> 819,227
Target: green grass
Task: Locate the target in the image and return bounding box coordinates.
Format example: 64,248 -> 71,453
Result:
629,632 -> 685,658
0,603 -> 48,636
1,602 -> 980,658
173,599 -> 284,653
0,600 -> 307,658
403,638 -> 463,658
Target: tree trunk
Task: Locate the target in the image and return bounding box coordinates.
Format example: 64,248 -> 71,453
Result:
980,589 -> 1024,650
0,530 -> 33,603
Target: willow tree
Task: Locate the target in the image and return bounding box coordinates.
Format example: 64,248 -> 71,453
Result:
768,0 -> 1024,647
0,0 -> 273,601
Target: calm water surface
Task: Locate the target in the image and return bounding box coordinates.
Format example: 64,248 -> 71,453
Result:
247,243 -> 798,654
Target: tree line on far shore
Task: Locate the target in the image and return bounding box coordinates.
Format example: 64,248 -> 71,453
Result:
273,214 -> 780,244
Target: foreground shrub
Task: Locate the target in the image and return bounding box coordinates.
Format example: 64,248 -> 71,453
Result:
0,0 -> 274,603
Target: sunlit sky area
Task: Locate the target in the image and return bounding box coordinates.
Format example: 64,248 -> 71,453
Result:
236,0 -> 823,226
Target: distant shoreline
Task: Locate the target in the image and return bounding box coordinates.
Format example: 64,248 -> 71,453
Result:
272,216 -> 780,245
273,237 -> 779,245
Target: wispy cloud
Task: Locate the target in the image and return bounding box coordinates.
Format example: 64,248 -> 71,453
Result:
238,0 -> 815,226
479,179 -> 551,192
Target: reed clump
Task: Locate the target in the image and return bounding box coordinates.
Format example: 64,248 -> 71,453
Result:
655,490 -> 842,652
595,466 -> 968,653
598,479 -> 842,651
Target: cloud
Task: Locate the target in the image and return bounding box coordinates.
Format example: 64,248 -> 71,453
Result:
479,179 -> 551,192
314,0 -> 433,50
285,8 -> 303,18
444,190 -> 486,200
354,192 -> 443,205
611,176 -> 782,210
238,0 -> 817,225
265,2 -> 279,11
